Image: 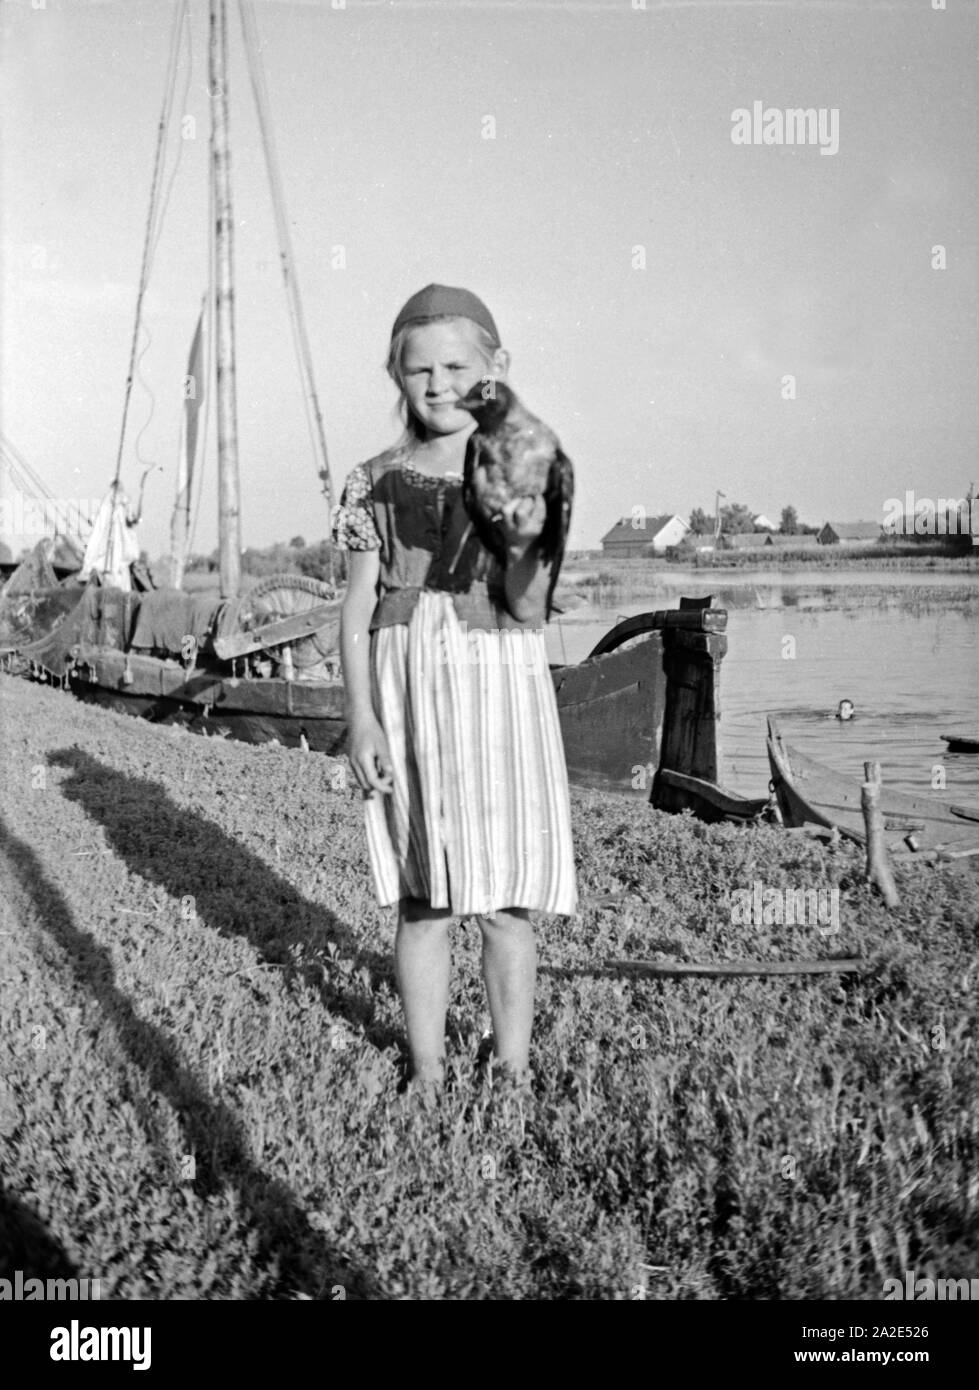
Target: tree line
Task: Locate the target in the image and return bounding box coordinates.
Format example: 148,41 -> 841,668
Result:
686,504 -> 814,537
185,536 -> 345,583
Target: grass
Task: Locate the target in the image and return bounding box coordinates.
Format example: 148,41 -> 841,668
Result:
1,672 -> 977,1300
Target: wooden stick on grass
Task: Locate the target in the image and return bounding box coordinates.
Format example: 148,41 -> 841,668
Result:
608,958 -> 862,977
861,761 -> 900,908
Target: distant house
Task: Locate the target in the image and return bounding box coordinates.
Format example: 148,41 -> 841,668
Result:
817,521 -> 883,546
600,513 -> 690,557
752,513 -> 777,532
765,533 -> 818,549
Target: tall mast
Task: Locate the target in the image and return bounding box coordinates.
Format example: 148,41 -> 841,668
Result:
209,0 -> 242,599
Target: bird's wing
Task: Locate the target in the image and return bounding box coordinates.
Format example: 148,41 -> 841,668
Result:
462,432 -> 507,565
541,446 -> 574,619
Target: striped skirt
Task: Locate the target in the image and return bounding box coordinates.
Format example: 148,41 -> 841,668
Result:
364,589 -> 578,916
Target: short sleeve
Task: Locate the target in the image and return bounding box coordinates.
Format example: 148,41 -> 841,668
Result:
332,462 -> 381,551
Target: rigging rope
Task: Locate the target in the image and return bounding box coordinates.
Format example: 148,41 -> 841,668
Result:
0,434 -> 91,538
1,435 -> 55,502
238,0 -> 335,528
111,0 -> 188,489
150,1 -> 195,267
130,0 -> 196,491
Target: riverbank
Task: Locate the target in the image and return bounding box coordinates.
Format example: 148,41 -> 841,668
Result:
556,552 -> 979,609
564,544 -> 979,573
2,672 -> 977,1299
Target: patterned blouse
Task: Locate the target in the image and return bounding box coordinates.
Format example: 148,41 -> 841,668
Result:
331,446 -> 531,632
332,448 -> 464,553
332,459 -> 383,552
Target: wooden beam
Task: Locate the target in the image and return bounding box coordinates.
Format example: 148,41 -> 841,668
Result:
586,605 -> 726,658
652,618 -> 726,810
212,601 -> 341,659
655,767 -> 768,821
608,958 -> 863,977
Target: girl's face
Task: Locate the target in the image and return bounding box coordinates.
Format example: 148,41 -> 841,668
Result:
400,320 -> 499,439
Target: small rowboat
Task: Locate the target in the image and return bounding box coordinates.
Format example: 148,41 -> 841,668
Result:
941,734 -> 979,754
766,716 -> 979,858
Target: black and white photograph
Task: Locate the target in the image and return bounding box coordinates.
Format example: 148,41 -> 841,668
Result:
1,0 -> 977,1338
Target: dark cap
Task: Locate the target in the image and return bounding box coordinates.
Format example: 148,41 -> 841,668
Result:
391,283 -> 500,346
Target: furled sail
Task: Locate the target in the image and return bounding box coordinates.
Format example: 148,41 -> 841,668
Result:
79,482 -> 142,590
169,301 -> 206,587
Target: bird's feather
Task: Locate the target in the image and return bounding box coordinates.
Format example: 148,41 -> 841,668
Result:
456,381 -> 573,620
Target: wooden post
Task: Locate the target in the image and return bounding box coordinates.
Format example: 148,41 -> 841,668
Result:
652,597 -> 726,813
210,0 -> 242,601
861,761 -> 900,908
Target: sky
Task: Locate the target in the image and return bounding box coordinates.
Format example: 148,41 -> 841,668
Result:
2,0 -> 977,558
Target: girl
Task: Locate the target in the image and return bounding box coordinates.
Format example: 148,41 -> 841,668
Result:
332,283 -> 577,1089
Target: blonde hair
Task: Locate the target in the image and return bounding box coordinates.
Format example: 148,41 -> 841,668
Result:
385,315 -> 503,442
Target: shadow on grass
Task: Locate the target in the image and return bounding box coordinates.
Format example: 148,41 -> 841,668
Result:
48,747 -> 399,1051
2,815 -> 376,1299
0,1182 -> 80,1282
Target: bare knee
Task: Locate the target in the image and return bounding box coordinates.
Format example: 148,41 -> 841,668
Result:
477,907 -> 533,938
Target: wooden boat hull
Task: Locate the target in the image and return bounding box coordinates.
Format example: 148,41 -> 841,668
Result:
551,629 -> 665,793
67,635 -> 665,782
67,649 -> 348,753
942,735 -> 979,754
766,715 -> 979,857
62,623 -> 668,790
14,582 -> 755,811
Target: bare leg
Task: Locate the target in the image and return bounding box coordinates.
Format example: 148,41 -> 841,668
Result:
395,897 -> 452,1085
478,908 -> 537,1081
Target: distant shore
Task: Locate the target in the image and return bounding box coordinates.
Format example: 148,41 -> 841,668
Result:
563,546 -> 979,575
556,549 -> 978,605
166,543 -> 978,603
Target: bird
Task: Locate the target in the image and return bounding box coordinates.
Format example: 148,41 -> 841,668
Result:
450,379 -> 573,618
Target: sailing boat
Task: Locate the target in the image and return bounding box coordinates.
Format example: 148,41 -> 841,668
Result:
8,0 -> 347,753
4,0 -> 751,808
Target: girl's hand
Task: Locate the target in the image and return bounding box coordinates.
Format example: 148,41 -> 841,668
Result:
498,494 -> 546,557
347,714 -> 394,797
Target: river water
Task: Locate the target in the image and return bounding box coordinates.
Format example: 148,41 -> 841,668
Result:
545,568 -> 979,805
